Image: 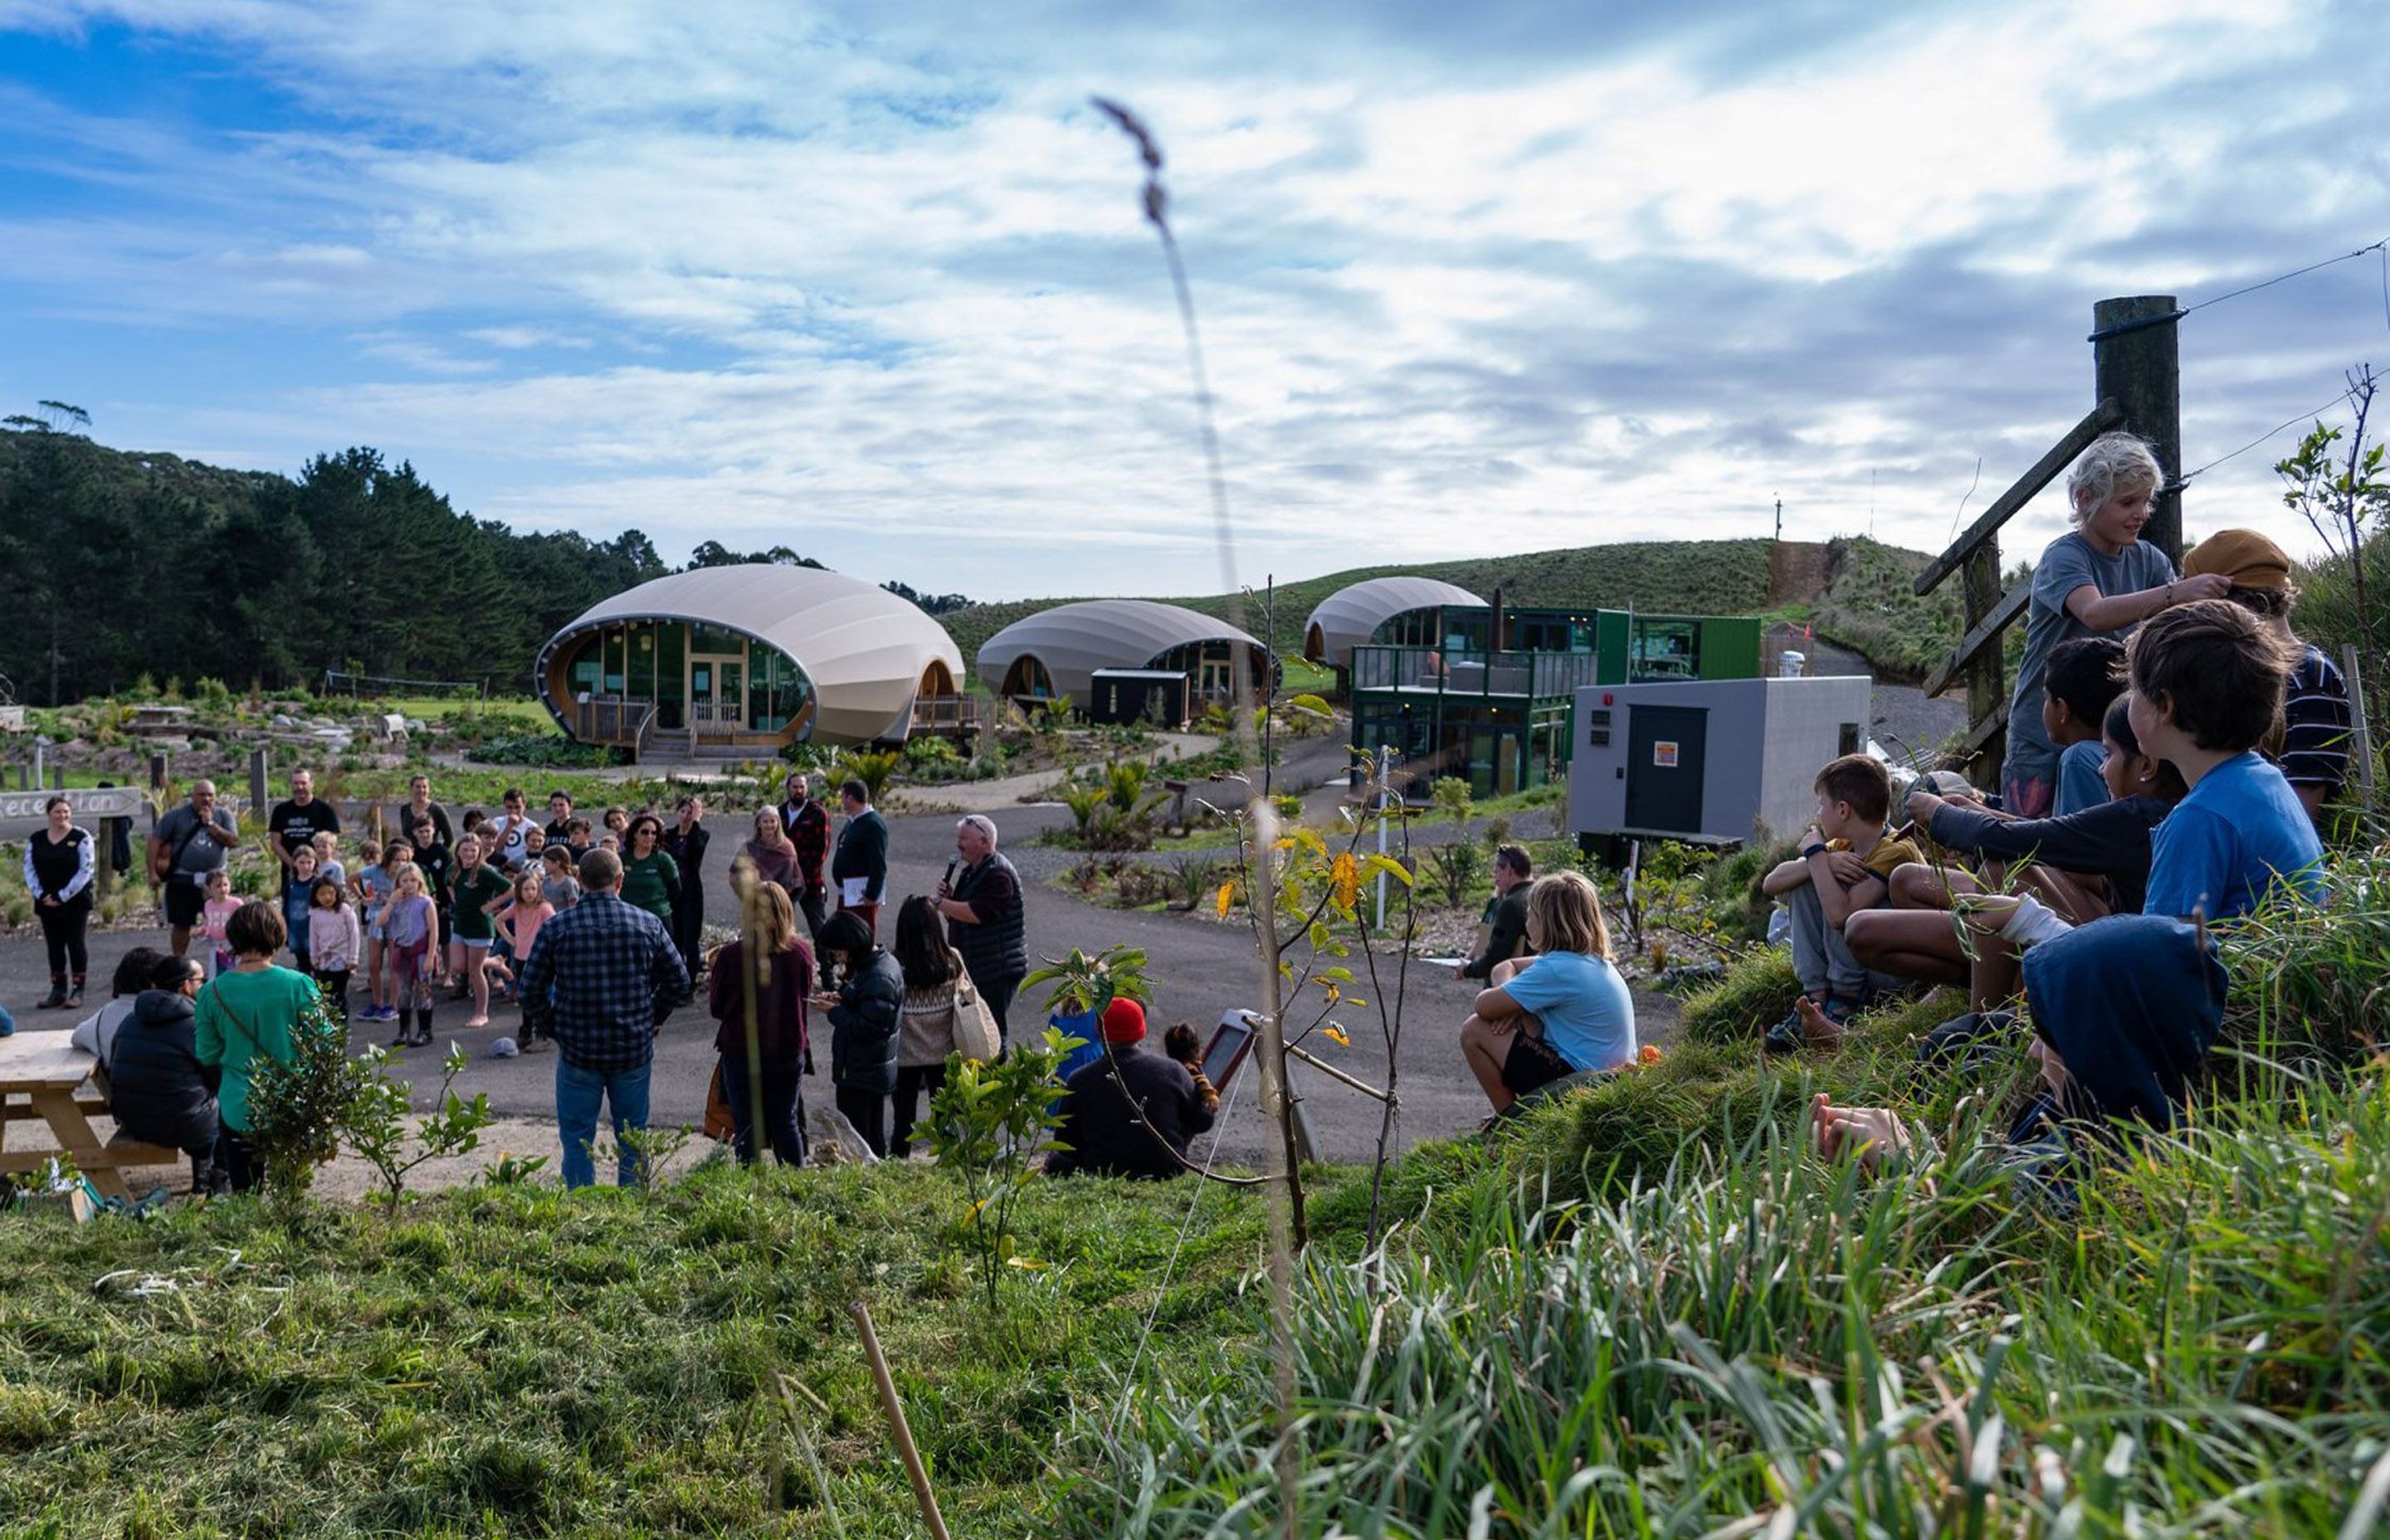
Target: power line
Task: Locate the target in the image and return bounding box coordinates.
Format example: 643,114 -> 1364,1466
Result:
2087,235 -> 2390,341
2162,383 -> 2357,495
2183,236 -> 2390,318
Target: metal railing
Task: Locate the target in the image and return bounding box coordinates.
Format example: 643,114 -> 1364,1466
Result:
909,694 -> 991,734
632,704 -> 659,763
1350,646 -> 1600,699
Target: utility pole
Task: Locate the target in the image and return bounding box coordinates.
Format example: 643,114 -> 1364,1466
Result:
1773,496 -> 1782,543
2091,294 -> 2184,564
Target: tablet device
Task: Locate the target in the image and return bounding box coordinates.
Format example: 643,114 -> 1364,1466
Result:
1201,1010 -> 1258,1089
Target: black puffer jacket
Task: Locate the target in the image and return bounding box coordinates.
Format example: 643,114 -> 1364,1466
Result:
827,948 -> 904,1094
106,989 -> 220,1153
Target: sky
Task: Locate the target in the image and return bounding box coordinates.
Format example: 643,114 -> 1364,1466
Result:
2,0 -> 2385,602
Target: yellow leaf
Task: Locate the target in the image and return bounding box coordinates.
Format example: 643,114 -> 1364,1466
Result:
1006,1255 -> 1047,1270
1329,851 -> 1362,911
1215,881 -> 1236,920
1323,1025 -> 1350,1046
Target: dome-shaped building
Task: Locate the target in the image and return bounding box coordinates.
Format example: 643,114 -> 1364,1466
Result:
1303,575 -> 1487,676
976,600 -> 1274,724
535,564 -> 963,754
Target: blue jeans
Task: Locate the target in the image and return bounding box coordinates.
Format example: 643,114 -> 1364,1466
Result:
555,1055 -> 652,1188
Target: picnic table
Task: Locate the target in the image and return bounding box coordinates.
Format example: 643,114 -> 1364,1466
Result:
0,1034 -> 184,1201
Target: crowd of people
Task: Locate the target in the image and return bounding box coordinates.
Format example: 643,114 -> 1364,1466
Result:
16,434 -> 2358,1191
35,756 -> 1232,1192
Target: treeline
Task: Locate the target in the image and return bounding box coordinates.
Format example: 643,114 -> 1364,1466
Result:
0,425 -> 667,703
0,422 -> 975,704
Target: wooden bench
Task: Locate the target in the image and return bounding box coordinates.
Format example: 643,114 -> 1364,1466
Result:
0,1037 -> 188,1201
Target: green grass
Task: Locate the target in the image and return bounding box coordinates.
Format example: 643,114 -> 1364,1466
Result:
1807,535 -> 1970,683
1275,656 -> 1337,697
379,697 -> 555,728
0,1160 -> 1312,1538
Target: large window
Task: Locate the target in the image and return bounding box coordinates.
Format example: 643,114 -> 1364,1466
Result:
1631,619 -> 1700,681
748,646 -> 812,732
1371,607 -> 1444,649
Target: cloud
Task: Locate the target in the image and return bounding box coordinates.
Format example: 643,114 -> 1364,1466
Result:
0,0 -> 2383,599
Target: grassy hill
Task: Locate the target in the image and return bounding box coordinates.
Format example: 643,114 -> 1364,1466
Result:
938,538 -> 1786,666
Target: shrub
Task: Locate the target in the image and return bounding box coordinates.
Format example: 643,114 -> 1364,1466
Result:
1417,839 -> 1485,909
836,749 -> 903,805
243,998 -> 361,1196
1429,776 -> 1472,828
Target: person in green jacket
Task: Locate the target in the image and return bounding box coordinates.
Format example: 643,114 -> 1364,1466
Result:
620,814 -> 681,928
194,898 -> 324,1192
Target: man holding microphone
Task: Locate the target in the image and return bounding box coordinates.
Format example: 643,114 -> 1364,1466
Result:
932,814 -> 1027,1050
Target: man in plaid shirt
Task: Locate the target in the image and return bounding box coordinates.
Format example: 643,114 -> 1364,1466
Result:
781,773 -> 832,985
518,847 -> 691,1188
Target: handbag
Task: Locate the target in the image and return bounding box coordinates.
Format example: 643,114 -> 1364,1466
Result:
702,1065 -> 736,1143
951,977 -> 1001,1064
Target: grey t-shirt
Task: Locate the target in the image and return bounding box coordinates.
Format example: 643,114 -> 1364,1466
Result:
2002,531 -> 2174,789
154,803 -> 239,881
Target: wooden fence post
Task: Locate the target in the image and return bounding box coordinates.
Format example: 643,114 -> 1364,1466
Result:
248,748 -> 270,821
2092,295 -> 2184,564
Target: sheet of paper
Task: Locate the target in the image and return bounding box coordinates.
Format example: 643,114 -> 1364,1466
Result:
841,876 -> 870,906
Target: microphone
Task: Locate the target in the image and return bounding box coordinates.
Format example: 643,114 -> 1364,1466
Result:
942,857 -> 958,897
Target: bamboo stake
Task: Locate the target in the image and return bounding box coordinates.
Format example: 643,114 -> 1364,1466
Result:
849,1301 -> 953,1540
2344,644 -> 2377,811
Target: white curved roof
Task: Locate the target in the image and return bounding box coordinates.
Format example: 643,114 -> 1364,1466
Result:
541,564 -> 962,744
976,599 -> 1266,704
1305,576 -> 1485,669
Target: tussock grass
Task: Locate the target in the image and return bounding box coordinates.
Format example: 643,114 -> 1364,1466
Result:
1075,1066 -> 2390,1537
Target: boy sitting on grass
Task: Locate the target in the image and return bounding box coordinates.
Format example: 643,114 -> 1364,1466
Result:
1759,753 -> 1924,1053
1815,599 -> 2327,1175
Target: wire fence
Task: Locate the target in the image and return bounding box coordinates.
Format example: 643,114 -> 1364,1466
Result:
318,670 -> 486,700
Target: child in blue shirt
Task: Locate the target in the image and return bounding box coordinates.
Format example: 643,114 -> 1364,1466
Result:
1461,870 -> 1636,1116
2128,600 -> 2324,919
2042,636 -> 2126,817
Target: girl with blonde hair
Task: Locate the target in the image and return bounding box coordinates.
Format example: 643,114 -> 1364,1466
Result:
1459,870 -> 1636,1115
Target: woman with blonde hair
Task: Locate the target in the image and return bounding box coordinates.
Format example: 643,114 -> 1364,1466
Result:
707,879 -> 812,1167
740,805 -> 800,895
1459,869 -> 1636,1115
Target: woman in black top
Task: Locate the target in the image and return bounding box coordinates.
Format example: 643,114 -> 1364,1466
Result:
25,796 -> 95,1009
662,794 -> 710,987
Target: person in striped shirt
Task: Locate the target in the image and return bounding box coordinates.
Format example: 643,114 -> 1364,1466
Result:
2180,529 -> 2353,833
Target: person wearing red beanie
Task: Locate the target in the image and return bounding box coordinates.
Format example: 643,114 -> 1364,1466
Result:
1100,997 -> 1146,1045
1049,997 -> 1214,1179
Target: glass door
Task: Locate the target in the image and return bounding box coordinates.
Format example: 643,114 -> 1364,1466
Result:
689,654 -> 746,734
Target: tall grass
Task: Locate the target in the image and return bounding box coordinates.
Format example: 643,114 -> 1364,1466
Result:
1071,1070 -> 2390,1537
